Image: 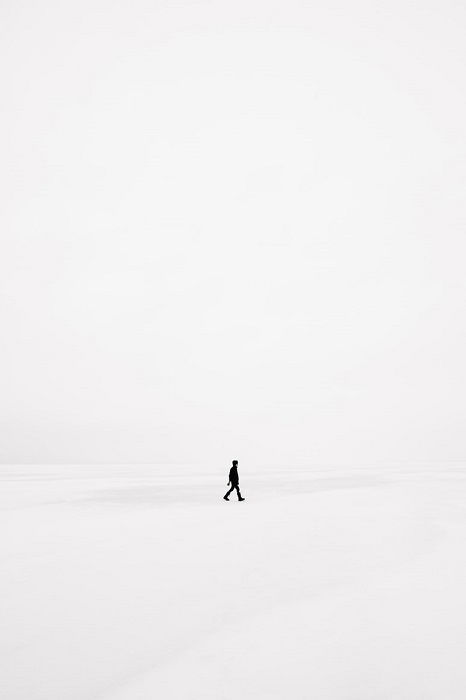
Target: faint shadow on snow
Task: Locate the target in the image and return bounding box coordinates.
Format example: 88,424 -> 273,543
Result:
75,473 -> 386,508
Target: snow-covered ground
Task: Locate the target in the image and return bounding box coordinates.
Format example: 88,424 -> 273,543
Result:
2,464 -> 466,699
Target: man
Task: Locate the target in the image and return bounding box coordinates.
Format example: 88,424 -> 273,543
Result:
223,460 -> 245,501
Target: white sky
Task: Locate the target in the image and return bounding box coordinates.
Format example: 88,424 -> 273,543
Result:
1,0 -> 465,466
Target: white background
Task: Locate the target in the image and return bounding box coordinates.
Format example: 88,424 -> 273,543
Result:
1,0 -> 465,466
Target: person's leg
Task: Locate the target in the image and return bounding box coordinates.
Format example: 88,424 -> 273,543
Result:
235,485 -> 244,501
223,485 -> 234,500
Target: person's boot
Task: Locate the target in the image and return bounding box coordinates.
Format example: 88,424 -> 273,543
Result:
223,494 -> 229,501
238,494 -> 245,501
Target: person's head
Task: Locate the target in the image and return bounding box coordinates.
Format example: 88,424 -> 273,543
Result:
232,460 -> 238,467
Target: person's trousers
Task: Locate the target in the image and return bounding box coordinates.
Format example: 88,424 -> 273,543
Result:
224,484 -> 242,500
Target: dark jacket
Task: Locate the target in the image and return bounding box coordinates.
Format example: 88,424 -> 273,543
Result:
228,466 -> 239,486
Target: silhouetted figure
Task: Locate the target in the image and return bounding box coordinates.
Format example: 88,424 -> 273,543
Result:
223,460 -> 245,501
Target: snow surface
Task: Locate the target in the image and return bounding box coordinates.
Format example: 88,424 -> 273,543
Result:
2,464 -> 466,699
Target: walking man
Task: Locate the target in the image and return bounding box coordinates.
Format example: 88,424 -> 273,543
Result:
223,460 -> 245,501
